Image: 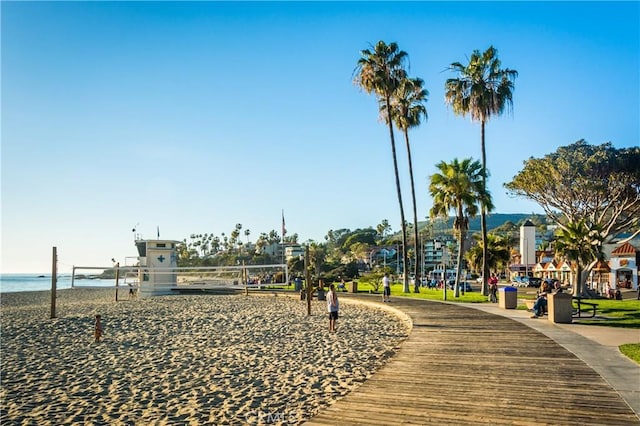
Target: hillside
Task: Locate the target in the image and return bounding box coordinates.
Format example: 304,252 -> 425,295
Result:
473,213 -> 547,232
418,213 -> 547,234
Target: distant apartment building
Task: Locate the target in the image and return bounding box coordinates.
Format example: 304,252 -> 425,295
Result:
284,244 -> 304,260
422,237 -> 458,270
260,242 -> 304,263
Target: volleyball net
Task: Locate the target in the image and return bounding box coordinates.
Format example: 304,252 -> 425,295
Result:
70,263 -> 289,296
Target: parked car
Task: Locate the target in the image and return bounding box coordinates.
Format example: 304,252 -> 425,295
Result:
448,281 -> 473,291
527,277 -> 542,288
512,276 -> 539,287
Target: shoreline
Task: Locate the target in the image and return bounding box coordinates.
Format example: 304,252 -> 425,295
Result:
1,288 -> 410,425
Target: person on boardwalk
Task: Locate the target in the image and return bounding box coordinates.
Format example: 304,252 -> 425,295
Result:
94,314 -> 103,343
327,284 -> 339,332
488,273 -> 498,303
382,273 -> 391,302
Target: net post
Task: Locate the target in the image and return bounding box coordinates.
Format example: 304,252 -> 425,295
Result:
243,260 -> 248,296
114,262 -> 120,302
50,247 -> 57,319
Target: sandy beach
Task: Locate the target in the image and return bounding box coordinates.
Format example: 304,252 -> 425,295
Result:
0,288 -> 410,425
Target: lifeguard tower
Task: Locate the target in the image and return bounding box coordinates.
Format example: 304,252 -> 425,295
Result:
135,239 -> 180,297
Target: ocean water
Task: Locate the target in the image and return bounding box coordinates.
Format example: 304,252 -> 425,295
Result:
0,274 -> 120,293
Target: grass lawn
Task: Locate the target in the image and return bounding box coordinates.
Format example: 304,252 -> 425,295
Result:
356,280 -> 496,303
572,298 -> 640,328
620,343 -> 640,365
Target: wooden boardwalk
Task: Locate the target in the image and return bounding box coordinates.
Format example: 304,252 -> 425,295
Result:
305,297 -> 640,425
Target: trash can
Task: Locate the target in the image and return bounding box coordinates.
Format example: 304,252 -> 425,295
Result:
498,286 -> 517,309
548,292 -> 573,323
349,281 -> 358,293
317,287 -> 326,301
294,278 -> 302,291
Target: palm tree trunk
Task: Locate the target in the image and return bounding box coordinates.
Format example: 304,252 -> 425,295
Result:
385,99 -> 409,293
573,261 -> 592,297
480,120 -> 489,297
573,262 -> 582,297
455,206 -> 465,298
455,232 -> 465,298
403,130 -> 420,293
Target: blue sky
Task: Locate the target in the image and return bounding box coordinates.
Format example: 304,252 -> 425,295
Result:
2,1 -> 638,273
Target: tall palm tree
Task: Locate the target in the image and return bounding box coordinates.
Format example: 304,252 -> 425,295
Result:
354,40 -> 411,292
429,158 -> 488,298
386,77 -> 429,293
445,46 -> 517,296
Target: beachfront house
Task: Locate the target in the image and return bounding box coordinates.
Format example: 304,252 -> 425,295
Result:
607,242 -> 638,291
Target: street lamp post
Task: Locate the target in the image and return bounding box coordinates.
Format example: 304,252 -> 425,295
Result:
383,248 -> 387,271
420,235 -> 424,289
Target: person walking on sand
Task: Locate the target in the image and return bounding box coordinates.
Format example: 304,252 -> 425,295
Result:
382,273 -> 391,302
327,284 -> 339,332
94,314 -> 103,343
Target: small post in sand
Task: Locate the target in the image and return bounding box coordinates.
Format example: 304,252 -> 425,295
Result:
50,246 -> 57,319
305,245 -> 312,316
243,260 -> 249,296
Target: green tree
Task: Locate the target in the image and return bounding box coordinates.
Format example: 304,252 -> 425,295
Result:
387,77 -> 429,292
342,229 -> 377,249
465,233 -> 511,276
325,228 -> 352,248
284,233 -> 299,244
354,40 -> 410,293
429,158 -> 489,298
308,242 -> 328,278
506,141 -> 640,292
376,219 -> 392,242
554,220 -> 606,295
348,241 -> 372,265
445,46 -> 518,296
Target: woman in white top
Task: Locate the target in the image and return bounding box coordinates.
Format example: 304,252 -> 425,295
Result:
382,273 -> 391,302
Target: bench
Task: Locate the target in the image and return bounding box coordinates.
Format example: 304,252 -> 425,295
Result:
572,297 -> 597,318
524,296 -> 598,319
